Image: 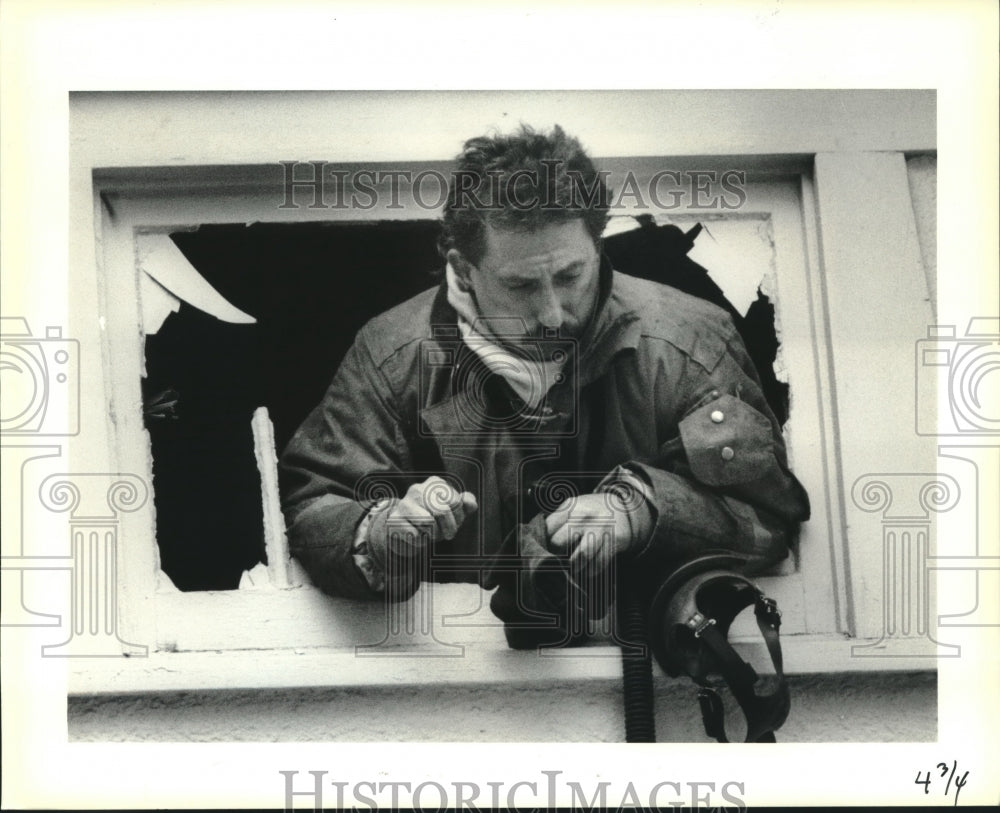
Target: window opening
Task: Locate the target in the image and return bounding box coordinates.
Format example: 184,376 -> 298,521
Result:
140,217 -> 789,592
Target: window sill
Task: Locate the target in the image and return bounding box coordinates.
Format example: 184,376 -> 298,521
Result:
67,634 -> 936,697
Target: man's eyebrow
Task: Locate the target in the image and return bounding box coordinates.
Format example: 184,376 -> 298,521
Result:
493,256 -> 590,280
512,259 -> 586,275
502,264 -> 583,283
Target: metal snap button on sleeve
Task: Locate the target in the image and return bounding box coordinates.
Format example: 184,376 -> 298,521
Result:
721,446 -> 735,461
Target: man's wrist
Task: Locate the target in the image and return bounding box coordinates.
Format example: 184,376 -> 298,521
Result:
595,465 -> 656,551
351,497 -> 396,592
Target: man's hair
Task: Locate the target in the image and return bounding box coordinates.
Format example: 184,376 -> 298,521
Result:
437,124 -> 610,265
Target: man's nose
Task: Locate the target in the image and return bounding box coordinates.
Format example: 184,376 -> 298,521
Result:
535,285 -> 564,330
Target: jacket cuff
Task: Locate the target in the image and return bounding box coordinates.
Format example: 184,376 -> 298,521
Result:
285,495 -> 379,599
287,494 -> 418,602
594,464 -> 657,552
358,497 -> 425,601
351,498 -> 394,592
616,461 -> 745,562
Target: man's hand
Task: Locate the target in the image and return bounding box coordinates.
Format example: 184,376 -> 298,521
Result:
370,476 -> 478,568
544,484 -> 654,579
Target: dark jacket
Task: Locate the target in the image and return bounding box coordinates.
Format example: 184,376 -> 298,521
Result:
279,263 -> 810,601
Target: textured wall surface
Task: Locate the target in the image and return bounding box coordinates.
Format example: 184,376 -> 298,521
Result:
69,670 -> 935,743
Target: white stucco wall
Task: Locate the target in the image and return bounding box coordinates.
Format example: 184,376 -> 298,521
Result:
70,671 -> 936,743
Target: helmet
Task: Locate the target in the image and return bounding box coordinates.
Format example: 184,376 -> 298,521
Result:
647,554 -> 789,743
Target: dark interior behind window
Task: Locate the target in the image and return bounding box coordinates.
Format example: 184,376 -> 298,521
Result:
142,219 -> 784,591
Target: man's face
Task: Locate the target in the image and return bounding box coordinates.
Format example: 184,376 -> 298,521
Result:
457,219 -> 601,342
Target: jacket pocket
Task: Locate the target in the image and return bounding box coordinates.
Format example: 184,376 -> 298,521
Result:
678,394 -> 775,487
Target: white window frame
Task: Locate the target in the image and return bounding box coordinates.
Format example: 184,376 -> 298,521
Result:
69,153 -> 933,693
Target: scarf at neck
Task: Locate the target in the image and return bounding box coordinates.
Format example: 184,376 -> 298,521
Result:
445,262 -> 567,408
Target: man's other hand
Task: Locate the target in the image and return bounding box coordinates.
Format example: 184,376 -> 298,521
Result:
545,486 -> 653,578
377,476 -> 478,560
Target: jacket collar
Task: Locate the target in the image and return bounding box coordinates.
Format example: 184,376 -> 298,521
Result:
577,254 -> 643,385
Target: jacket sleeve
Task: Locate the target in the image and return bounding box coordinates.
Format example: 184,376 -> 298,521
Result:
624,325 -> 811,568
279,329 -> 420,601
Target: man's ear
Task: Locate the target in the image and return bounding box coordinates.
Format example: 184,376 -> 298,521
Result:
447,249 -> 474,292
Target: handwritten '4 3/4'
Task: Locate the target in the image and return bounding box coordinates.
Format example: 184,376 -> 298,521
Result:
915,761 -> 968,805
